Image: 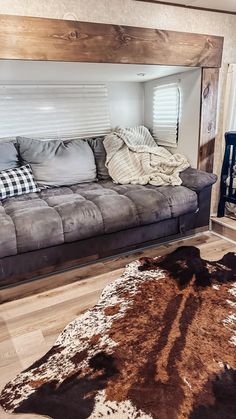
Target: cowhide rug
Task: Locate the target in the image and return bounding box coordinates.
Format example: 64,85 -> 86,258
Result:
1,246 -> 236,419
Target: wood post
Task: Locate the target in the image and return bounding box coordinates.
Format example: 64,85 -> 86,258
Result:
198,68 -> 220,172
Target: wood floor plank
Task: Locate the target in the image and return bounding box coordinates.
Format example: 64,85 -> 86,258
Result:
0,271 -> 120,322
0,232 -> 235,419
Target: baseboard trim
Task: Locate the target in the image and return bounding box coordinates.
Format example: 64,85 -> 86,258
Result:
211,231 -> 236,245
211,217 -> 236,243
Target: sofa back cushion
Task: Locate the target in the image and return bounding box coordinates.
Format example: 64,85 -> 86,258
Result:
17,137 -> 97,187
87,137 -> 110,180
0,142 -> 19,171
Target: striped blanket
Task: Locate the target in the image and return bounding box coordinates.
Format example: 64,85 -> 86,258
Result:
104,126 -> 189,186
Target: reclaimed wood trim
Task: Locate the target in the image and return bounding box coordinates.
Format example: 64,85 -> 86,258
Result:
198,68 -> 220,172
135,1 -> 236,16
0,14 -> 223,67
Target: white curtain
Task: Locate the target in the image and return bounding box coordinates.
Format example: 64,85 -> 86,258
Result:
0,84 -> 111,140
152,83 -> 180,147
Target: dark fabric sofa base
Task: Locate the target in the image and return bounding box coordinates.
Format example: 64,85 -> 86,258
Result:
0,227 -> 209,304
0,218 -> 179,288
0,186 -> 212,290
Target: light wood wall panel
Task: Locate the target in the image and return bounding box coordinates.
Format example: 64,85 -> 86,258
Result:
198,68 -> 220,172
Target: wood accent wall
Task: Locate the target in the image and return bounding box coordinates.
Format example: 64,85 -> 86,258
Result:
0,14 -> 223,67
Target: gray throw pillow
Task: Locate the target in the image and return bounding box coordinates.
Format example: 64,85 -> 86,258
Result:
17,137 -> 97,187
87,137 -> 110,180
0,142 -> 19,172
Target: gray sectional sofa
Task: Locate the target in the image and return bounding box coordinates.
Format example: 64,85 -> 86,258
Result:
0,137 -> 217,289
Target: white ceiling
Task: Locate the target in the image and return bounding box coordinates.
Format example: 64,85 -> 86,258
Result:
0,61 -> 194,83
150,0 -> 236,13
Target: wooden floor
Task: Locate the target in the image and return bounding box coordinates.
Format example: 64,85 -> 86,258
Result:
0,232 -> 236,419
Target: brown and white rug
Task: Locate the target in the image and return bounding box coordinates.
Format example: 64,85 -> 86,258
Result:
0,246 -> 236,419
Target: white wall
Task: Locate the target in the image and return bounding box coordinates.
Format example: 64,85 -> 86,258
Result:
0,60 -> 195,84
144,69 -> 201,168
108,82 -> 144,128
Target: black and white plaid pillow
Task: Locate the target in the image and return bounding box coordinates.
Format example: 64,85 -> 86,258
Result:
0,164 -> 40,200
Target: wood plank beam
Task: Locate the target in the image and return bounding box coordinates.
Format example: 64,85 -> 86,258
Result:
198,68 -> 220,172
0,14 -> 223,67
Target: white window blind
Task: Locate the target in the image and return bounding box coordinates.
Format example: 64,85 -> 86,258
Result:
0,84 -> 111,139
153,83 -> 180,147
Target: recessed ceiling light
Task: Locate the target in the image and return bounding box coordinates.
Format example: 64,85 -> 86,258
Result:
137,72 -> 146,77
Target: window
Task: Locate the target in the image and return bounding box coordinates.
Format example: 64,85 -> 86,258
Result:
153,83 -> 181,147
0,84 -> 111,139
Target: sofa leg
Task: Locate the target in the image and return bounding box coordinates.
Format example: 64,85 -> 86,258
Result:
217,198 -> 225,217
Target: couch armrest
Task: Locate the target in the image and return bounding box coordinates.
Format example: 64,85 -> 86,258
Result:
180,167 -> 217,192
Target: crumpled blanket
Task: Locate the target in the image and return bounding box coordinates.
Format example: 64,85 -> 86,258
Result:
104,126 -> 189,186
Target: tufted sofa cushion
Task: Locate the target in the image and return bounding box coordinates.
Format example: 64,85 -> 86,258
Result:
0,180 -> 198,258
